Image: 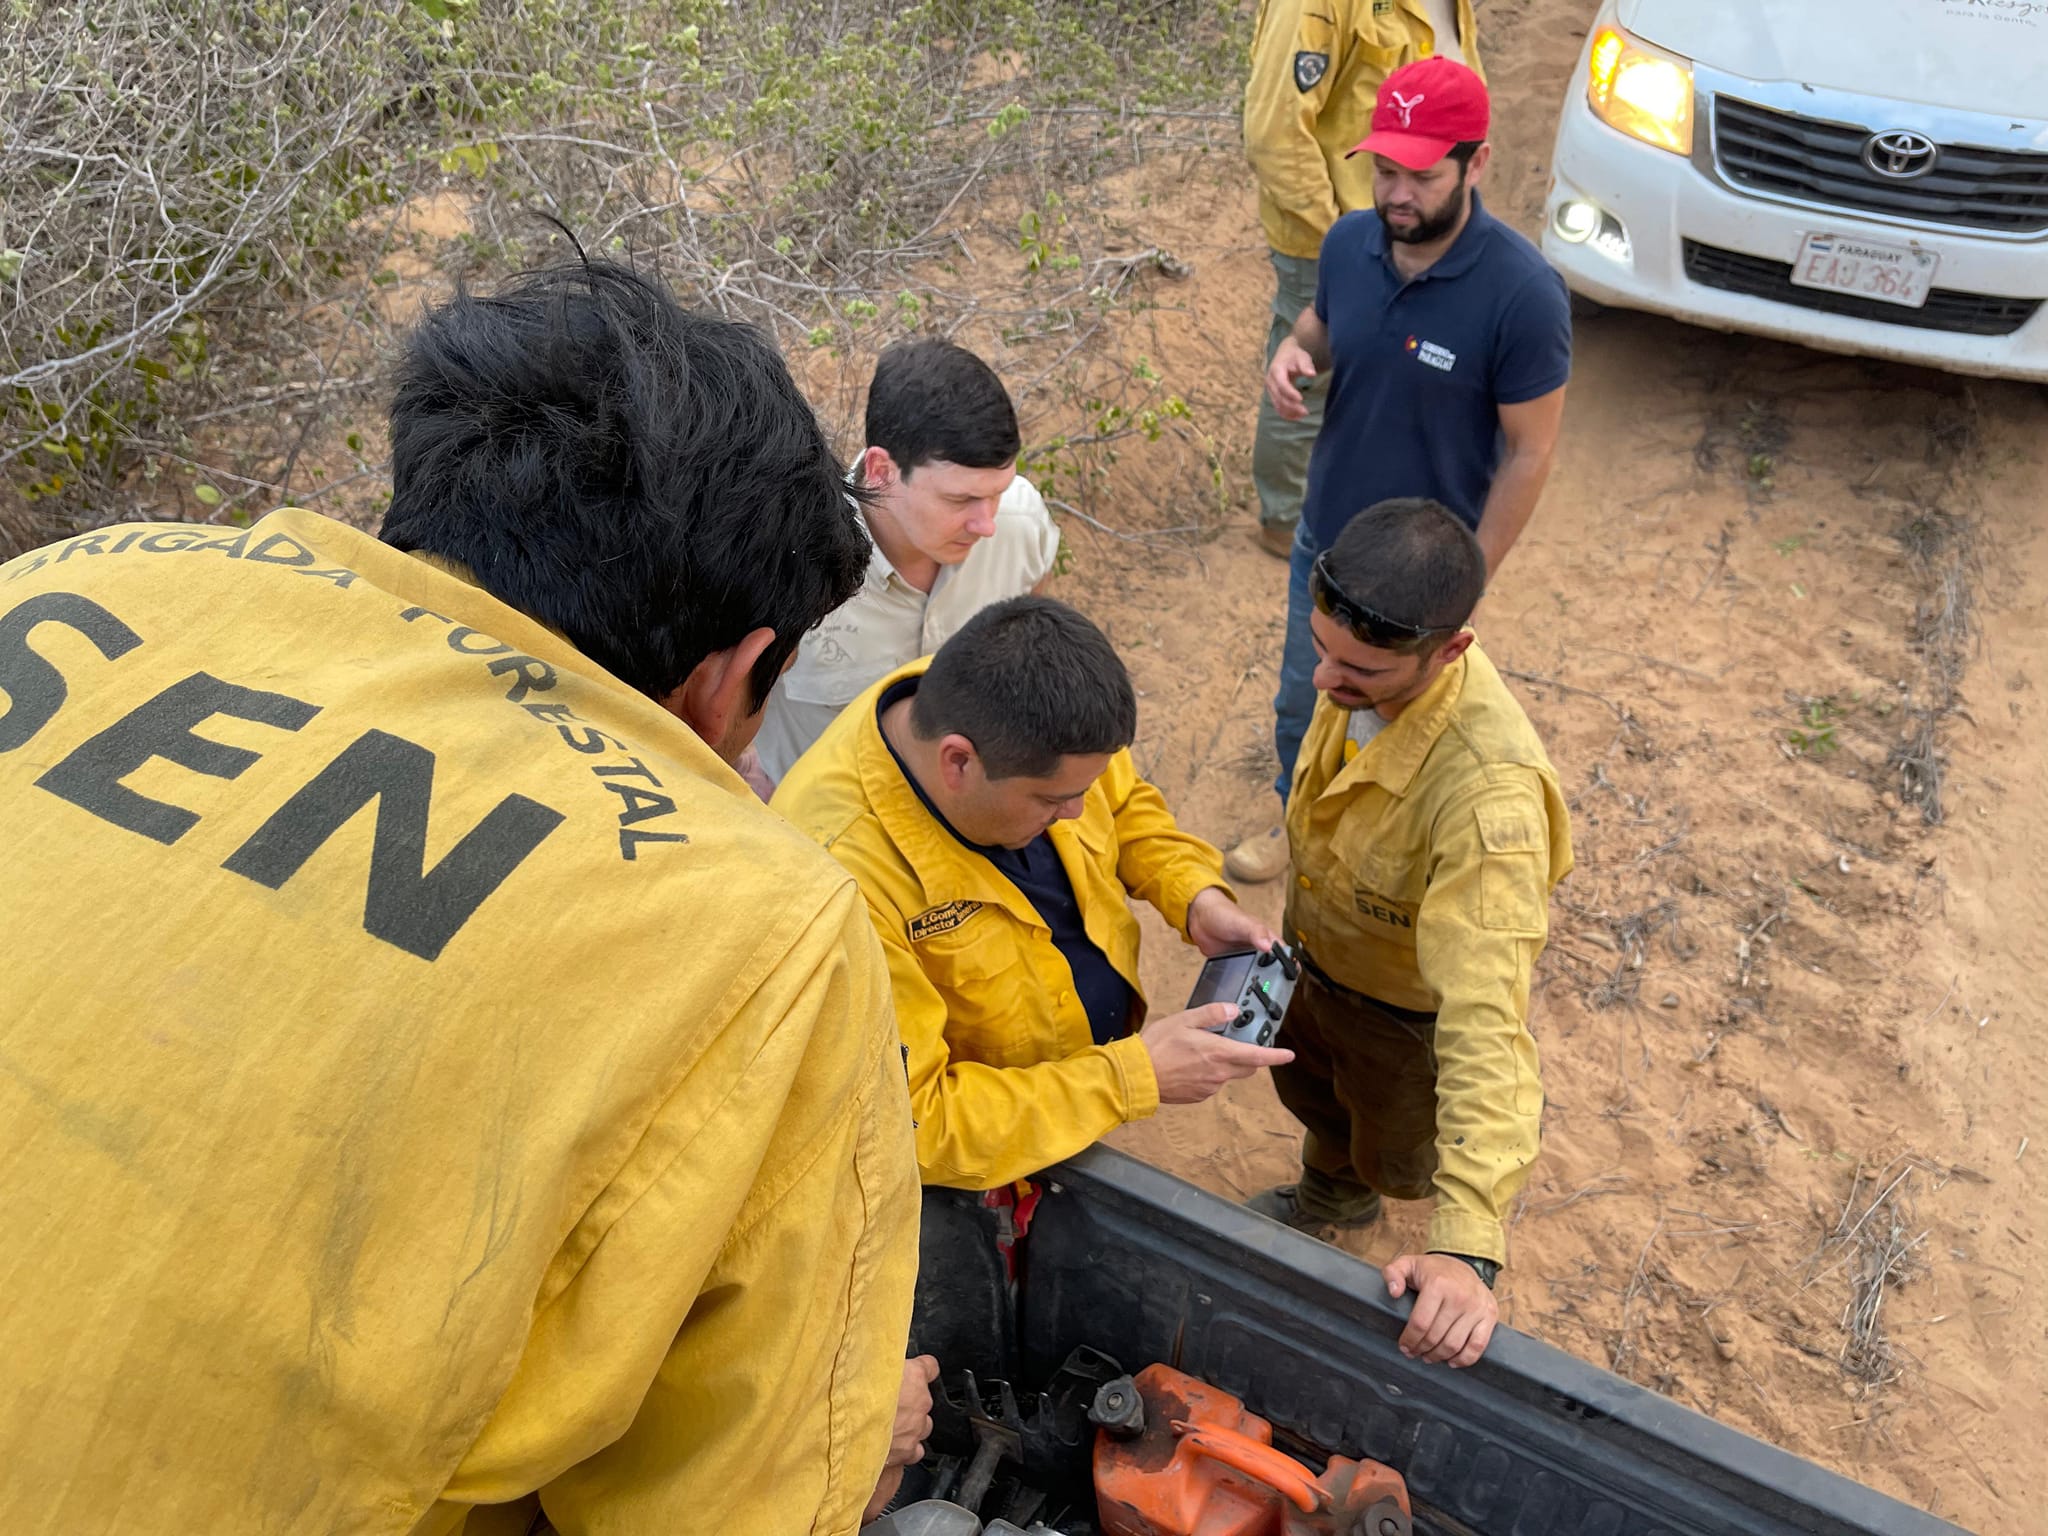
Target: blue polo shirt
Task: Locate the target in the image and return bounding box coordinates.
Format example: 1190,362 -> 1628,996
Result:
1301,195 -> 1571,548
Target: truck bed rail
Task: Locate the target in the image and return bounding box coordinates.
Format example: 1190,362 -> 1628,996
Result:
1008,1149 -> 1964,1536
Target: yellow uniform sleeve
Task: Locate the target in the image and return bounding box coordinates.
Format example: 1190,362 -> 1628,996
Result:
428,884 -> 919,1536
1411,781 -> 1552,1265
1100,752 -> 1233,938
1243,0 -> 1348,252
882,900 -> 1159,1191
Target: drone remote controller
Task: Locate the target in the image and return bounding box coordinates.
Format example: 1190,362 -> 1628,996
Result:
1186,942 -> 1299,1047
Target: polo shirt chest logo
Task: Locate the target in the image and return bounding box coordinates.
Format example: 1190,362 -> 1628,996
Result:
1406,335 -> 1458,373
908,899 -> 985,942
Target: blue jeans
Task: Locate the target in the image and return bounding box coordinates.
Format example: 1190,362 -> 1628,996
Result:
1273,519 -> 1321,805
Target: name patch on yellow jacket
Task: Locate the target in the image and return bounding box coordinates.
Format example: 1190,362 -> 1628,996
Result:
1353,889 -> 1415,930
908,899 -> 984,943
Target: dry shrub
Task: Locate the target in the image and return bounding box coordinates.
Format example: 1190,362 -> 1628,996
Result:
2,0 -> 1250,554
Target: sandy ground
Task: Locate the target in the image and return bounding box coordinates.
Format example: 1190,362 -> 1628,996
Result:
1026,2 -> 2045,1527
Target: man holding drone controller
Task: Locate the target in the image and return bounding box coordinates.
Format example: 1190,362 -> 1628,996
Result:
773,595 -> 1295,1194
1251,498 -> 1573,1370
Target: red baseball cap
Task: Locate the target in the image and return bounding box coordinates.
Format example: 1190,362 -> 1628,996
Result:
1352,56 -> 1490,170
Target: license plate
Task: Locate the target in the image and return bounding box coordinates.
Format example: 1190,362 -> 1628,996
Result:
1790,234 -> 1940,309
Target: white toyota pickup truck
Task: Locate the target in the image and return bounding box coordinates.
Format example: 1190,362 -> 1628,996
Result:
1541,0 -> 2048,381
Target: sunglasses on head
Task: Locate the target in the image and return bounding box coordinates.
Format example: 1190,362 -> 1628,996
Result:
1309,552 -> 1458,650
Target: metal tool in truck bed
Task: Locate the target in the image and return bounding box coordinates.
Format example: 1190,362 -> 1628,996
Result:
892,1147 -> 1968,1536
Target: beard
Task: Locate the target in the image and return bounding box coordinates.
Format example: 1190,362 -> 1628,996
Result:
1376,177 -> 1469,245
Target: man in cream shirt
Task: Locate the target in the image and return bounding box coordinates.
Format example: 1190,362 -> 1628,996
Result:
751,339 -> 1060,789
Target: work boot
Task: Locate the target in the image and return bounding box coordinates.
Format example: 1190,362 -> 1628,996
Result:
1246,1182 -> 1382,1234
1224,825 -> 1289,883
1257,521 -> 1295,560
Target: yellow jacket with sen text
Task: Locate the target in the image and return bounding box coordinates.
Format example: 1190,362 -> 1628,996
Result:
0,509 -> 918,1536
772,658 -> 1230,1191
1284,641 -> 1570,1263
1245,0 -> 1484,258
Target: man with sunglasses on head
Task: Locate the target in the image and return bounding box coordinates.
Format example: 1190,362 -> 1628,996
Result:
1224,56 -> 1569,886
1248,498 -> 1571,1371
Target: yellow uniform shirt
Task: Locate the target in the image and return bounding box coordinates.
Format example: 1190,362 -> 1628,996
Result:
1284,642 -> 1570,1261
773,658 -> 1230,1191
1244,0 -> 1483,258
0,510 -> 917,1536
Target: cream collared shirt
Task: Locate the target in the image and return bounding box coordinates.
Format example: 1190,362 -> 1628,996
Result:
754,474 -> 1060,782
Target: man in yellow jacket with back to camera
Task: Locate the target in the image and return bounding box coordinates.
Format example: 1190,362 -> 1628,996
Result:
1243,0 -> 1480,558
1251,498 -> 1571,1372
774,595 -> 1294,1194
0,261 -> 927,1533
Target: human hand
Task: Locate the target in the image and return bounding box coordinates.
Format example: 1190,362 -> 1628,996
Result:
1383,1253 -> 1499,1368
1141,1004 -> 1293,1104
890,1355 -> 938,1467
1265,338 -> 1318,421
1186,886 -> 1280,959
861,1464 -> 904,1526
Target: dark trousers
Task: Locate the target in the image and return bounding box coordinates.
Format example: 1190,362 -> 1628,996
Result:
1271,965 -> 1441,1212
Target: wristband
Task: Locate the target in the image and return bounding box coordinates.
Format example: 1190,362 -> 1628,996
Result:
1433,1251 -> 1499,1290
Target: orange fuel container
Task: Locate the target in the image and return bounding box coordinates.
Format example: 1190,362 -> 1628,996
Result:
1093,1364 -> 1411,1536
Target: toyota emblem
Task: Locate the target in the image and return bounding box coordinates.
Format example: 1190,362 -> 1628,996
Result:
1863,129 -> 1938,180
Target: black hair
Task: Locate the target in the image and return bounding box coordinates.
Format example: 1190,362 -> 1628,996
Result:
380,259 -> 870,710
1447,140 -> 1484,170
910,596 -> 1137,780
864,339 -> 1021,479
1322,498 -> 1487,649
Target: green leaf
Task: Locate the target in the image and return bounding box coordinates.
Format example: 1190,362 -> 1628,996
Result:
192,483 -> 223,506
437,141 -> 500,177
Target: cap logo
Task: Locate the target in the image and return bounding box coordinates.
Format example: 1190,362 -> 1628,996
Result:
1391,90 -> 1425,128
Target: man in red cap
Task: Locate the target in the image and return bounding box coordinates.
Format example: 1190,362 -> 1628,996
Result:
1223,55 -> 1570,887
1242,2 -> 1481,562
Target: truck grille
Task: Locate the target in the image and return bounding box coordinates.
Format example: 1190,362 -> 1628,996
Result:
1682,241 -> 2041,337
1714,97 -> 2048,234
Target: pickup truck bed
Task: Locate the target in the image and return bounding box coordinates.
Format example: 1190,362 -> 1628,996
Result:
907,1147 -> 1967,1536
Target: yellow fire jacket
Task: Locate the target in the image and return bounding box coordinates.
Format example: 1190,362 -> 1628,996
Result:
1245,0 -> 1484,258
1284,642 -> 1571,1263
772,658 -> 1230,1191
0,510 -> 917,1536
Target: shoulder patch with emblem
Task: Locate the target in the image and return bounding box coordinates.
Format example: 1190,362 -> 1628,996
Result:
1293,50 -> 1329,93
908,899 -> 985,942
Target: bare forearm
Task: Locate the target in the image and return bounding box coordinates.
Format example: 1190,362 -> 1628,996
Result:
1289,306 -> 1332,371
1473,444 -> 1554,574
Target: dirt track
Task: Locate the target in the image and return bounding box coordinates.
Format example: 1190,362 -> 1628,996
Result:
1037,2 -> 2045,1528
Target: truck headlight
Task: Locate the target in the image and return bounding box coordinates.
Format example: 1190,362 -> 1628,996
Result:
1587,23 -> 1694,156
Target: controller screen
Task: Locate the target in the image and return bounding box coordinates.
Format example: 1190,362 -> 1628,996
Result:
1188,950 -> 1258,1010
